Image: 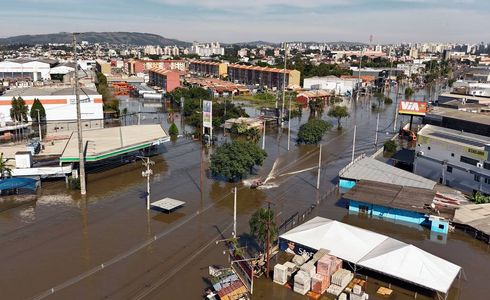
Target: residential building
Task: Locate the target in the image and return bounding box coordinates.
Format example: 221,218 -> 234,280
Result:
95,59 -> 111,75
148,68 -> 182,92
191,42 -> 224,57
227,64 -> 300,90
414,125 -> 490,195
189,60 -> 228,77
0,86 -> 103,132
464,66 -> 490,82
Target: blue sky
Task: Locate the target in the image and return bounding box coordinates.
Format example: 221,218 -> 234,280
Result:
1,0 -> 489,43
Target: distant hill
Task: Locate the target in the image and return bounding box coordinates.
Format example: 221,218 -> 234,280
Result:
0,32 -> 191,47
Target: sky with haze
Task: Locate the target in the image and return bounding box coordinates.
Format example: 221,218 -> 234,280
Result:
1,0 -> 489,43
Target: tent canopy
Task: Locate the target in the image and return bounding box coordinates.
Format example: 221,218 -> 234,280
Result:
280,217 -> 461,294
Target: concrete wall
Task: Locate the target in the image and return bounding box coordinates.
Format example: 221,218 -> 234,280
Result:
349,200 -> 427,225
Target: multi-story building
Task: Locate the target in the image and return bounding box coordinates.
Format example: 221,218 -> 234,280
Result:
95,59 -> 111,75
148,68 -> 182,92
303,76 -> 359,95
126,59 -> 186,75
188,60 -> 228,77
227,64 -> 300,90
414,125 -> 490,195
191,42 -> 224,57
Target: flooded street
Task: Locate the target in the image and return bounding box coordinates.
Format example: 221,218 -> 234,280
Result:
1,89 -> 489,300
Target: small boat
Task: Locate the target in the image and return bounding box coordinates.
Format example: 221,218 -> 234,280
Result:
250,179 -> 264,189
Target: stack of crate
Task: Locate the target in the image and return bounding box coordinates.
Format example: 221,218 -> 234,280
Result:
273,264 -> 288,285
311,273 -> 330,294
293,271 -> 311,295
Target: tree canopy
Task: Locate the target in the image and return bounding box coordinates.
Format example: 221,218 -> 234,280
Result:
327,105 -> 350,129
297,119 -> 332,144
249,207 -> 277,249
210,141 -> 267,181
10,97 -> 29,122
404,87 -> 415,100
0,153 -> 12,179
29,98 -> 46,123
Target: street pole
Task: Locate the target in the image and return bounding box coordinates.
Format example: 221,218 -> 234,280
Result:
374,111 -> 380,147
233,187 -> 237,238
356,49 -> 363,101
287,95 -> 292,151
393,83 -> 399,132
262,119 -> 266,150
73,33 -> 86,195
351,125 -> 357,162
139,156 -> 154,210
265,202 -> 271,278
36,109 -> 42,142
281,42 -> 287,126
316,143 -> 322,190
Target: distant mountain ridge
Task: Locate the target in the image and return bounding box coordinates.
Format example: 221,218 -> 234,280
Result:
0,32 -> 191,47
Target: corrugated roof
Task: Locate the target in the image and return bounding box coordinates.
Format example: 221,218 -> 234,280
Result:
2,86 -> 99,97
339,155 -> 436,190
344,180 -> 435,213
453,204 -> 490,235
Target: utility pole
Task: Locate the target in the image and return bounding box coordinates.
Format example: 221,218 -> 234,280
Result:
374,111 -> 380,147
281,42 -> 287,126
351,125 -> 357,162
287,94 -> 292,151
73,33 -> 87,195
139,156 -> 154,210
262,119 -> 266,150
393,83 -> 399,132
265,202 -> 271,278
36,109 -> 42,142
232,187 -> 237,238
356,48 -> 363,101
316,143 -> 322,190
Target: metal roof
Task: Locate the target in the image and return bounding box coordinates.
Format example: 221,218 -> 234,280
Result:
418,124 -> 490,147
453,204 -> 490,235
339,155 -> 436,190
343,180 -> 435,213
150,197 -> 185,212
2,86 -> 99,97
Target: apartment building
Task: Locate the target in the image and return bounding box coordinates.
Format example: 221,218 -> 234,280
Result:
188,60 -> 228,77
126,60 -> 186,74
148,68 -> 182,92
227,64 -> 300,90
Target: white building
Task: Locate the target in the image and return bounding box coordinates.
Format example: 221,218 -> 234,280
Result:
191,42 -> 225,57
414,125 -> 490,195
0,86 -> 104,131
396,63 -> 426,76
0,59 -> 51,81
303,76 -> 359,95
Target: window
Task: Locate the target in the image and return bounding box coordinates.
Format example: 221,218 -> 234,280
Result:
447,166 -> 453,173
474,174 -> 481,182
439,224 -> 445,230
460,156 -> 479,166
484,162 -> 490,170
451,153 -> 455,157
485,178 -> 490,184
428,146 -> 431,150
359,205 -> 369,214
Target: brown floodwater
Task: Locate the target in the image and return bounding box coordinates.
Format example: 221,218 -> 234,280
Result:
0,91 -> 488,300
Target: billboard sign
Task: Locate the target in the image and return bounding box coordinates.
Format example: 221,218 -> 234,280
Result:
398,101 -> 427,116
203,100 -> 212,129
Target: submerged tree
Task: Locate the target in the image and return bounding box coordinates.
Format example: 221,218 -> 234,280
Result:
327,105 -> 350,129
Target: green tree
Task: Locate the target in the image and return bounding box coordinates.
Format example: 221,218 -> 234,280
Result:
0,153 -> 12,179
249,207 -> 278,249
10,97 -> 29,123
404,87 -> 415,100
230,123 -> 261,143
384,140 -> 397,153
327,105 -> 350,129
30,98 -> 46,124
210,141 -> 267,181
169,123 -> 179,137
469,192 -> 490,204
297,119 -> 332,144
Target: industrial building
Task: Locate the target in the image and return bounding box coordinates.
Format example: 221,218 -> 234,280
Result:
227,64 -> 301,90
189,60 -> 228,77
0,86 -> 103,132
0,59 -> 52,81
303,76 -> 359,95
148,68 -> 183,92
424,106 -> 490,136
414,125 -> 490,195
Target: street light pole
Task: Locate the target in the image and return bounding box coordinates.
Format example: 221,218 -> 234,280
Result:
316,143 -> 322,190
262,119 -> 266,150
36,109 -> 42,142
265,202 -> 271,278
139,156 -> 154,210
351,125 -> 357,162
287,95 -> 292,151
374,111 -> 380,147
232,186 -> 237,238
73,33 -> 87,195
281,42 -> 288,126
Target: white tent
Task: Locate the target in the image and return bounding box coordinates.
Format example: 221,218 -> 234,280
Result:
280,217 -> 461,294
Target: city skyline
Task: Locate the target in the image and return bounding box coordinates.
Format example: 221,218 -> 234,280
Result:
1,0 -> 489,44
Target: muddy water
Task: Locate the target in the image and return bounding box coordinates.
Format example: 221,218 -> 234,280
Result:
0,90 -> 488,300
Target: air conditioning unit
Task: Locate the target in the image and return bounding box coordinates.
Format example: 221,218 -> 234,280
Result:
477,162 -> 483,168
417,151 -> 424,157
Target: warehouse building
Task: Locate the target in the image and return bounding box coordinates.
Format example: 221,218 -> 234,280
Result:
0,86 -> 103,132
227,64 -> 300,90
0,59 -> 52,81
414,125 -> 490,195
189,60 -> 228,77
303,76 -> 359,95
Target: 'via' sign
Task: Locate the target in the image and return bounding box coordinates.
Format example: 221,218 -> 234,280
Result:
399,101 -> 427,116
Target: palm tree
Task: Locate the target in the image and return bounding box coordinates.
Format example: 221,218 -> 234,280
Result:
0,153 -> 12,179
249,207 -> 277,249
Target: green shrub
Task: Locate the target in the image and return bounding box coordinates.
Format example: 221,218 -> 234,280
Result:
384,140 -> 397,153
297,119 -> 332,144
169,123 -> 179,137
